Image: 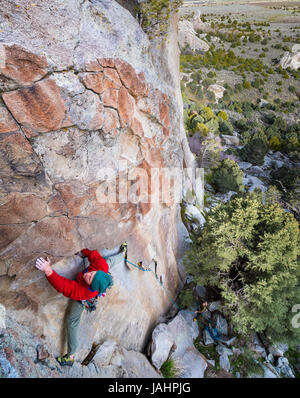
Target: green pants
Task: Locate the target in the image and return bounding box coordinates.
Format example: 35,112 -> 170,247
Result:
66,251 -> 124,355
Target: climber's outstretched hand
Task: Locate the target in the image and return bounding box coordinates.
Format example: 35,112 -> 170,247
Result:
35,256 -> 53,276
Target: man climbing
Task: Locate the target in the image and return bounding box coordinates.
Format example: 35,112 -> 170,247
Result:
193,300 -> 208,323
35,242 -> 128,367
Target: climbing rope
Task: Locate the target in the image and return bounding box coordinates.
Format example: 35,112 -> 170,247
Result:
125,257 -> 196,315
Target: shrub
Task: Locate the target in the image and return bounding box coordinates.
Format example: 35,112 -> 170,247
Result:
243,80 -> 251,89
239,130 -> 269,165
178,287 -> 194,309
205,118 -> 219,134
183,191 -> 300,344
288,85 -> 296,93
219,119 -> 234,135
270,166 -> 300,193
210,158 -> 244,194
199,106 -> 214,122
217,111 -> 228,121
207,90 -> 216,103
235,118 -> 249,132
197,122 -> 209,136
273,116 -> 287,133
187,113 -> 204,133
269,136 -> 281,151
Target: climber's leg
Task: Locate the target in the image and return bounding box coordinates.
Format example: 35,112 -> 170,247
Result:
66,300 -> 84,356
105,251 -> 126,269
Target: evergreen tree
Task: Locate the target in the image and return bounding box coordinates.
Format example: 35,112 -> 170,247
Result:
184,191 -> 300,344
210,158 -> 244,194
239,130 -> 269,165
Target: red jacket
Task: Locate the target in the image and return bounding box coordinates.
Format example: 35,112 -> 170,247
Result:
46,249 -> 109,301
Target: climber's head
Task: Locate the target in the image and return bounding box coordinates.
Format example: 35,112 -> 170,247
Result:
83,271 -> 96,286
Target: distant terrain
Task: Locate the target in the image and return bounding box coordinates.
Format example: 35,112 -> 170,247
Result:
178,0 -> 300,378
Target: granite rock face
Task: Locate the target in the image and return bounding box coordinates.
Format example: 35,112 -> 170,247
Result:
0,0 -> 196,366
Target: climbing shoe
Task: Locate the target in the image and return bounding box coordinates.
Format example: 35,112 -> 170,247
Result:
120,241 -> 127,257
56,354 -> 74,367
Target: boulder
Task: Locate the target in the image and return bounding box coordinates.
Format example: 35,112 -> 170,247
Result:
203,328 -> 215,346
269,343 -> 289,357
219,353 -> 231,372
249,333 -> 267,358
279,51 -> 300,70
219,336 -> 237,348
243,175 -> 267,192
211,312 -> 228,336
195,285 -> 207,301
207,84 -> 226,101
149,324 -> 175,370
178,20 -> 209,53
237,161 -> 252,170
276,357 -> 295,378
291,44 -> 300,53
150,312 -> 207,377
221,134 -> 240,146
184,203 -> 206,228
216,344 -> 233,357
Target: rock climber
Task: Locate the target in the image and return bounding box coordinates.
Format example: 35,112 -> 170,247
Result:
35,242 -> 128,366
193,300 -> 208,323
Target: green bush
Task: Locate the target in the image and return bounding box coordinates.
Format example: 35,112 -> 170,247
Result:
210,158 -> 244,194
270,166 -> 300,193
217,111 -> 228,121
205,118 -> 219,134
219,119 -> 234,135
178,288 -> 194,309
239,130 -> 269,165
183,191 -> 300,344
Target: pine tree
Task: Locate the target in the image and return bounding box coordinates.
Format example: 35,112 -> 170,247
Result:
184,191 -> 300,344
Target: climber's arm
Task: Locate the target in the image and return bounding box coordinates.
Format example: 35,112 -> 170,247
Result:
81,248 -> 109,273
35,257 -> 97,300
45,270 -> 98,300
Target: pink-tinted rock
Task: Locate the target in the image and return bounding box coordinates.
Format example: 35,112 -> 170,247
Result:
0,224 -> 28,251
54,183 -> 88,217
103,68 -> 122,89
115,59 -> 149,98
130,117 -> 144,138
0,132 -> 40,177
102,87 -> 119,109
85,60 -> 103,72
0,44 -> 48,86
118,86 -> 135,127
81,72 -> 104,94
103,108 -> 120,136
159,100 -> 170,129
0,106 -> 19,134
2,79 -> 70,133
0,192 -> 47,224
97,58 -> 115,68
